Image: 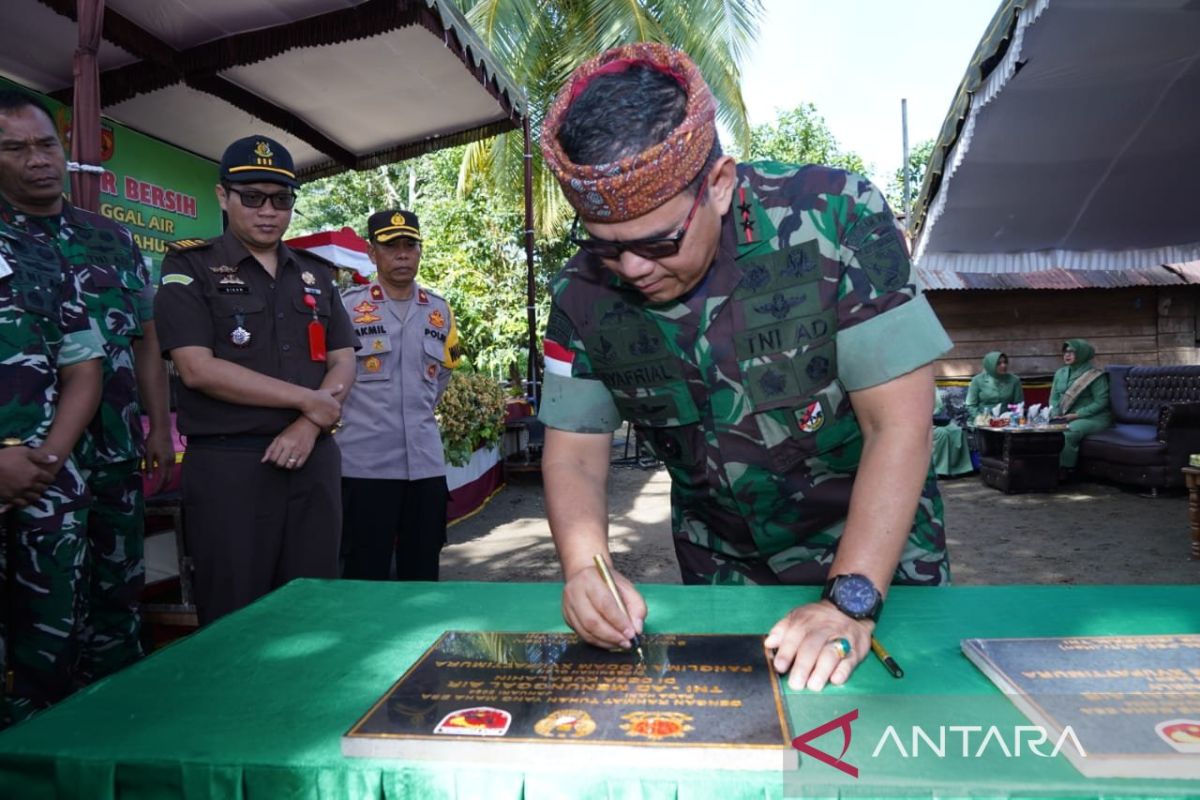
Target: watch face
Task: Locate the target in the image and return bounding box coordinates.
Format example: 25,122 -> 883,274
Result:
833,576 -> 879,617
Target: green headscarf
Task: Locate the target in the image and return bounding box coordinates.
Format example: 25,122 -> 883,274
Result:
966,351 -> 1022,416
1062,338 -> 1097,383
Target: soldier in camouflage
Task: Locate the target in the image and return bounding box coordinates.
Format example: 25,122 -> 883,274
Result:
538,45 -> 953,691
0,90 -> 173,687
0,190 -> 104,727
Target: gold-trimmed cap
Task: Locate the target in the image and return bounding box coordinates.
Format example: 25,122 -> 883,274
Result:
220,135 -> 299,188
368,209 -> 421,243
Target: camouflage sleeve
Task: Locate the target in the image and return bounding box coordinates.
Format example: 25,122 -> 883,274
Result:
536,298 -> 622,433
834,177 -> 951,391
153,253 -> 211,355
130,237 -> 154,322
59,326 -> 104,366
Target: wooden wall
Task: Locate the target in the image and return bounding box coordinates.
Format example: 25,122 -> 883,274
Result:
926,286 -> 1199,379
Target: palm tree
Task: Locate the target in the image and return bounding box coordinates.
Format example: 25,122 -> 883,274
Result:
455,0 -> 764,234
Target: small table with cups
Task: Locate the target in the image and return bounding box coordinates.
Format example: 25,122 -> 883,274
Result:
975,424 -> 1069,493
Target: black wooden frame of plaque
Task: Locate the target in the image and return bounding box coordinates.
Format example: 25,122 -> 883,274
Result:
342,631 -> 795,770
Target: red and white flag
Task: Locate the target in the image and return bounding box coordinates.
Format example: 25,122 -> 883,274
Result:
544,339 -> 575,377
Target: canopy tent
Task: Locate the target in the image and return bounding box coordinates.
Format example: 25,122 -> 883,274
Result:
911,0 -> 1200,278
286,227 -> 373,279
2,0 -> 525,180
0,0 -> 541,402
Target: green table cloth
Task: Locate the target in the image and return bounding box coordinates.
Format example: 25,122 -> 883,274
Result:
1,581 -> 1198,799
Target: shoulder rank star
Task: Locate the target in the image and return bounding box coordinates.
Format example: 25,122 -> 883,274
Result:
417,289 -> 429,304
369,285 -> 384,301
301,270 -> 316,286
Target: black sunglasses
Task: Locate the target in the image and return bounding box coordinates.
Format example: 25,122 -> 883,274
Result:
569,184 -> 707,260
226,185 -> 297,210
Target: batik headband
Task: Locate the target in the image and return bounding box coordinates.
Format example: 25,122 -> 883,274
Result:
541,43 -> 717,223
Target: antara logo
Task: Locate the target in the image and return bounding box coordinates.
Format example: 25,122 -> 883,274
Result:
792,710 -> 1088,778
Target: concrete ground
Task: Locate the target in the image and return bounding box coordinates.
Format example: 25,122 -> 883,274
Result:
443,454 -> 1200,586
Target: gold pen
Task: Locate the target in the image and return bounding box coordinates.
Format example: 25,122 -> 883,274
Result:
592,554 -> 645,662
871,636 -> 904,679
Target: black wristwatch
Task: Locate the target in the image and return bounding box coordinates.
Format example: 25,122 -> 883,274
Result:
822,573 -> 883,621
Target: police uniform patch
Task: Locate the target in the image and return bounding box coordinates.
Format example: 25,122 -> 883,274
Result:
301,270 -> 316,286
371,338 -> 386,352
254,140 -> 274,160
161,274 -> 193,286
353,300 -> 382,324
369,285 -> 384,301
364,355 -> 382,373
417,289 -> 429,304
428,309 -> 445,329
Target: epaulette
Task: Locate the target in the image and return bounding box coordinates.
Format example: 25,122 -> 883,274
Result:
166,238 -> 211,251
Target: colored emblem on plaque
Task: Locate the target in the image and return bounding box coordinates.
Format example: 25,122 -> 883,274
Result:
433,707 -> 512,737
230,326 -> 251,347
534,710 -> 596,739
370,285 -> 384,301
1158,719 -> 1200,752
364,356 -> 382,373
428,309 -> 445,329
798,400 -> 824,433
620,712 -> 693,741
301,270 -> 316,286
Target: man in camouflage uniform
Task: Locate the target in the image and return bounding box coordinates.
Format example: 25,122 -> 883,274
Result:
538,45 -> 952,691
0,90 -> 173,685
0,189 -> 104,726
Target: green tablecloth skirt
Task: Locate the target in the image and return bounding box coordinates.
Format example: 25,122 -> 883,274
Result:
1,581 -> 1198,799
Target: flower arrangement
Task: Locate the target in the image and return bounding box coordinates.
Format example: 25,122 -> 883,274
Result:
436,371 -> 508,467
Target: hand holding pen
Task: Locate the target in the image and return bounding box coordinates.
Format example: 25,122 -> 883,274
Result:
592,555 -> 646,662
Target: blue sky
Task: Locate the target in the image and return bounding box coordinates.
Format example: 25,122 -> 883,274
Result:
740,0 -> 998,187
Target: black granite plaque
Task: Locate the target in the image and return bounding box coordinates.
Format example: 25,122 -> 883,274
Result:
343,631 -> 794,769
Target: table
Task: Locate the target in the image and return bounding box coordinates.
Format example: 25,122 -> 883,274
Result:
1182,466 -> 1200,559
1,581 -> 1198,799
975,425 -> 1067,493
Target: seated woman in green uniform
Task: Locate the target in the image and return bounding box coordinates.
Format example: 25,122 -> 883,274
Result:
1049,339 -> 1113,474
932,386 -> 973,477
965,351 -> 1023,421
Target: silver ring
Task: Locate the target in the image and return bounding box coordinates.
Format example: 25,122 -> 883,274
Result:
287,457 -> 298,463
829,637 -> 851,659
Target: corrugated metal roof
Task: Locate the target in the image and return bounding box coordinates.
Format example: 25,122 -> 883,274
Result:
917,263 -> 1200,291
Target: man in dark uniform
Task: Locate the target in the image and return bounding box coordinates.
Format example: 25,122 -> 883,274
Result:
154,135 -> 357,625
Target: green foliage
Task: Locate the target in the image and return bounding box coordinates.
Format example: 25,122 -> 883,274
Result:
437,370 -> 509,467
887,138 -> 934,216
746,103 -> 867,175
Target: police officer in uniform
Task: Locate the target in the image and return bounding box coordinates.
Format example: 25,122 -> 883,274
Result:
338,210 -> 461,581
154,135 -> 357,624
539,45 -> 953,691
